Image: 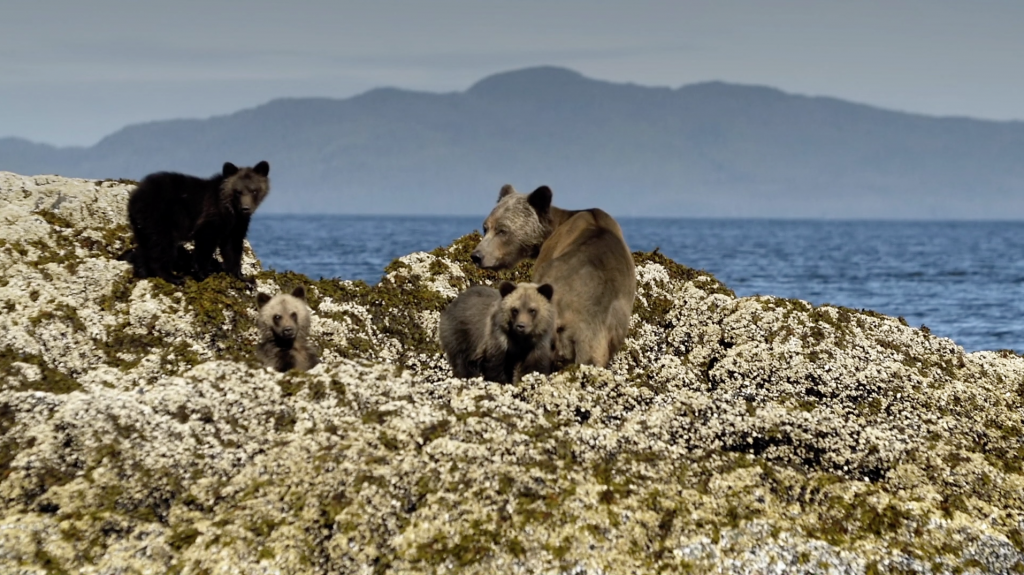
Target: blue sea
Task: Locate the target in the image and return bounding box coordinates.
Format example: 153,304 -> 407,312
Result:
249,216 -> 1024,354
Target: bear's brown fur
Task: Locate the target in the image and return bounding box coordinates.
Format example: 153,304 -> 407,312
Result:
438,281 -> 555,383
256,286 -> 319,372
471,184 -> 635,368
438,285 -> 500,379
125,161 -> 270,284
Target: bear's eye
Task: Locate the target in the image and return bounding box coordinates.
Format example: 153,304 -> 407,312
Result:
273,314 -> 282,323
510,307 -> 519,317
497,229 -> 506,236
530,309 -> 537,317
291,312 -> 298,321
482,224 -> 489,234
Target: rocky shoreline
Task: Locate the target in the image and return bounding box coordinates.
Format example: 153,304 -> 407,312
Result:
0,171 -> 1022,574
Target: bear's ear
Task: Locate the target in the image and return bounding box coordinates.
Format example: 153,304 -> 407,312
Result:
498,281 -> 517,299
222,162 -> 239,177
254,161 -> 270,177
537,284 -> 554,301
257,292 -> 272,308
291,285 -> 306,300
527,186 -> 552,216
497,184 -> 516,202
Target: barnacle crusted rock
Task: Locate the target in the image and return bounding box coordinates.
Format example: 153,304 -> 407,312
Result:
0,171 -> 1022,574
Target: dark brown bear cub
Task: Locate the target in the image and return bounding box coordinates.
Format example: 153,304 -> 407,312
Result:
125,161 -> 270,284
439,281 -> 555,383
256,286 -> 319,372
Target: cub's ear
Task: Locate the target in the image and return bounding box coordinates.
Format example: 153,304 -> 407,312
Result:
537,284 -> 554,301
498,184 -> 517,202
257,292 -> 272,308
254,160 -> 270,177
222,162 -> 239,177
527,186 -> 552,216
498,281 -> 517,298
291,285 -> 306,300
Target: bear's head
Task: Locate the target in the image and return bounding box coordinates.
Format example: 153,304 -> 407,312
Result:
256,285 -> 310,347
221,161 -> 271,216
497,281 -> 555,341
471,184 -> 553,269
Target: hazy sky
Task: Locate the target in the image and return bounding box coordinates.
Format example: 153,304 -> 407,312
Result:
3,0 -> 1024,146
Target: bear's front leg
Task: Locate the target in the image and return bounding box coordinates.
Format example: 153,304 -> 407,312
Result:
171,244 -> 198,278
192,227 -> 221,280
136,236 -> 184,285
519,343 -> 553,377
219,223 -> 253,283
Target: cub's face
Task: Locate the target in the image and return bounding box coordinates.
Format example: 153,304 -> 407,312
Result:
256,285 -> 309,342
234,187 -> 262,215
471,185 -> 553,270
498,281 -> 555,339
222,161 -> 270,216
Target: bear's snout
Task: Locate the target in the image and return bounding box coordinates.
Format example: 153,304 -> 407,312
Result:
514,322 -> 527,334
279,326 -> 296,339
470,250 -> 483,266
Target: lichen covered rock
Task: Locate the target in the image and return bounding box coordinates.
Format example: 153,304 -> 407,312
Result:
0,171 -> 1022,574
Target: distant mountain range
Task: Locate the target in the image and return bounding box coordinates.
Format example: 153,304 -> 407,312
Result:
4,66 -> 1024,218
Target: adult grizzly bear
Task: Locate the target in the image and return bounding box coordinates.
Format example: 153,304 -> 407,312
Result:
471,185 -> 635,368
125,161 -> 270,284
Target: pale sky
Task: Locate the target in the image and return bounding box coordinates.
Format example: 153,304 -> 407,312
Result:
3,0 -> 1024,146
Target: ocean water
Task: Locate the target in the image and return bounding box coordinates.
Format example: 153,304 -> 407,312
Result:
248,215 -> 1024,353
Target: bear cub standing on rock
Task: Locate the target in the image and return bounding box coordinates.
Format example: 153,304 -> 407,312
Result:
439,281 -> 555,383
124,161 -> 270,284
256,286 -> 320,373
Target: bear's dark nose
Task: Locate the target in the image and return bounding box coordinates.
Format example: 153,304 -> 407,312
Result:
470,251 -> 483,266
280,326 -> 296,339
240,205 -> 252,214
514,322 -> 527,334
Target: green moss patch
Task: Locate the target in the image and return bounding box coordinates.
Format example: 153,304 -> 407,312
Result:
0,350 -> 83,394
149,273 -> 260,363
429,231 -> 533,287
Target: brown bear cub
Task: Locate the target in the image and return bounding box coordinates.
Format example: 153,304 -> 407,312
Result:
124,161 -> 270,284
256,286 -> 319,373
439,281 -> 555,383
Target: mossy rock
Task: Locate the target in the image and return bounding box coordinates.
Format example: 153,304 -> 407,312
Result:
1,172 -> 1024,574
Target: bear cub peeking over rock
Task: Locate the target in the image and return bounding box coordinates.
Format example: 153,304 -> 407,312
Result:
439,281 -> 555,383
125,161 -> 270,284
256,286 -> 320,373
